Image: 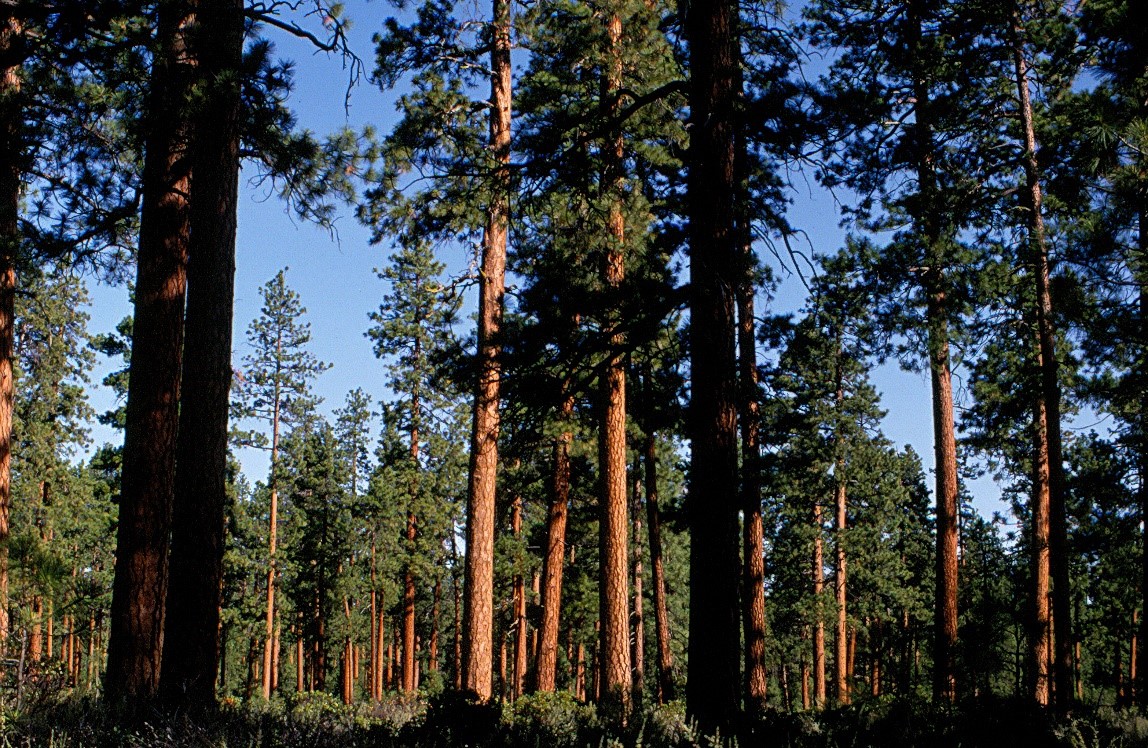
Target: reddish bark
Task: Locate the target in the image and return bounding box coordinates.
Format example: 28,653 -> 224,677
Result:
462,0 -> 511,700
106,0 -> 194,702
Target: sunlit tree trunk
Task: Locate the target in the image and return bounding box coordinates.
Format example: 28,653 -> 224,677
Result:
462,0 -> 511,700
738,280 -> 768,714
534,395 -> 572,692
812,501 -> 826,709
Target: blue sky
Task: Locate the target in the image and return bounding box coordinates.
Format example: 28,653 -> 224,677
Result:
82,0 -> 1008,518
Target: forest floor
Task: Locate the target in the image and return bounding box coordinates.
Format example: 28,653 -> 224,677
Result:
3,689 -> 1148,747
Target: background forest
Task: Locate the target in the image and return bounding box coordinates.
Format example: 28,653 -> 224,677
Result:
0,0 -> 1146,745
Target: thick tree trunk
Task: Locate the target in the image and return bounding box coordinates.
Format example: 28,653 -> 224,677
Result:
644,436 -> 675,703
160,0 -> 243,708
462,0 -> 511,701
812,501 -> 826,709
685,0 -> 742,729
534,396 -> 572,692
738,281 -> 768,714
0,9 -> 20,657
106,0 -> 193,702
597,7 -> 632,717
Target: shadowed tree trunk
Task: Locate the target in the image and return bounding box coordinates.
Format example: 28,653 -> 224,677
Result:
684,0 -> 743,729
644,435 -> 675,703
462,0 -> 511,701
812,500 -> 826,709
106,0 -> 194,702
0,9 -> 21,657
160,0 -> 243,708
631,468 -> 645,700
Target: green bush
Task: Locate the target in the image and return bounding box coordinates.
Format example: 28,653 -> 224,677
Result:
502,691 -> 597,748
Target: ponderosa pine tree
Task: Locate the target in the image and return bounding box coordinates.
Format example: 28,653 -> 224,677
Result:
462,0 -> 511,700
512,0 -> 684,711
685,0 -> 743,727
232,269 -> 330,699
0,3 -> 141,655
804,0 -> 1007,700
367,240 -> 459,693
106,0 -> 195,702
368,0 -> 515,698
280,418 -> 352,693
160,0 -> 244,707
9,269 -> 95,667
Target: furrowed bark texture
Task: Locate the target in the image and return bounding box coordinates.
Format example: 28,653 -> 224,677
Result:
160,0 -> 243,707
462,0 -> 511,700
907,0 -> 959,702
738,283 -> 768,714
534,396 -> 572,692
0,9 -> 20,655
106,0 -> 193,702
685,0 -> 742,729
599,7 -> 631,715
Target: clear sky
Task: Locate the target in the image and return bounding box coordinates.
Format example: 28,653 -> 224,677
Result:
83,0 -> 1008,518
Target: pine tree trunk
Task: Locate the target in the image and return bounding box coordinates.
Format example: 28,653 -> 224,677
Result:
835,477 -> 848,705
402,533 -> 416,692
106,0 -> 193,702
905,0 -> 959,701
376,599 -> 385,697
738,281 -> 768,714
597,7 -> 632,716
262,387 -> 283,699
685,0 -> 742,729
644,435 -> 675,703
512,496 -> 527,699
833,366 -> 849,707
534,396 -> 572,692
160,0 -> 243,708
1030,393 -> 1052,705
0,9 -> 20,658
812,501 -> 826,709
462,0 -> 511,702
370,547 -> 379,700
1009,5 -> 1062,709
631,470 -> 645,701
431,578 -> 441,672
